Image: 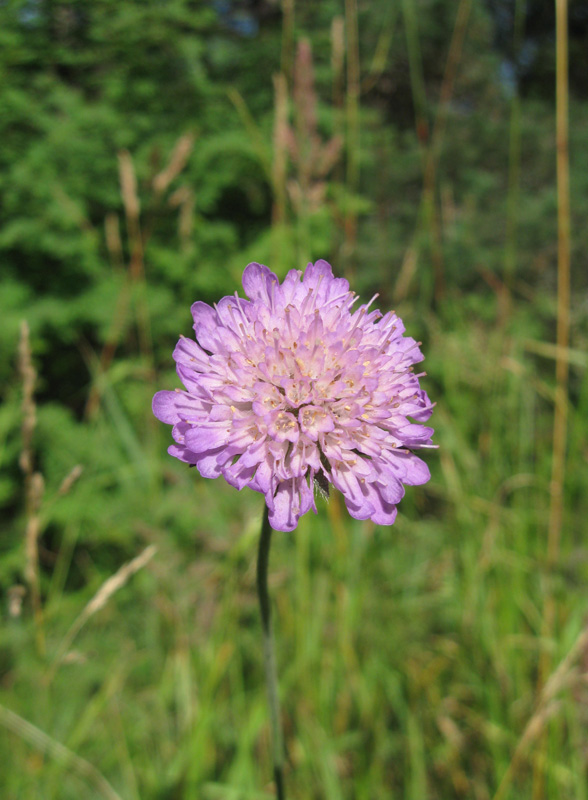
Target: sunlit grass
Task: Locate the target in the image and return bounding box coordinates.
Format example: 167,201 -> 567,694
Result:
1,288 -> 587,799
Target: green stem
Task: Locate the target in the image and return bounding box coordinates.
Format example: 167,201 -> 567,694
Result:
257,507 -> 286,800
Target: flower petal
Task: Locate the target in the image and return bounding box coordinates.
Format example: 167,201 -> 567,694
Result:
152,390 -> 182,424
242,262 -> 280,306
268,477 -> 315,532
185,421 -> 231,452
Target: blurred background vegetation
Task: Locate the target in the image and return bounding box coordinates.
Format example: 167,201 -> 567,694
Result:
1,0 -> 587,797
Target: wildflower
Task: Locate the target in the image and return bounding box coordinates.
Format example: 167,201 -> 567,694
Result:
153,261 -> 434,531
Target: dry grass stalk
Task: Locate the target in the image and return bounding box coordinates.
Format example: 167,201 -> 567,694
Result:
344,0 -> 359,184
7,585 -> 26,618
18,321 -> 36,477
546,0 -> 572,573
57,464 -> 83,496
492,700 -> 562,800
492,622 -> 588,800
25,473 -> 44,594
361,16 -> 396,95
293,39 -> 318,166
52,545 -> 157,672
523,338 -> 587,368
0,703 -> 123,800
280,0 -> 295,81
533,1 -> 571,795
104,212 -> 124,270
169,185 -> 195,247
331,16 -> 345,111
272,72 -> 289,227
18,321 -> 45,655
118,149 -> 140,226
117,148 -> 152,369
503,0 -> 526,295
153,132 -> 195,195
118,148 -> 145,286
285,39 -> 343,217
90,136 -> 193,418
342,0 -> 360,275
394,246 -> 419,302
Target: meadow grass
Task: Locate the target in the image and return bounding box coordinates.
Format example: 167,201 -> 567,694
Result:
1,286 -> 587,799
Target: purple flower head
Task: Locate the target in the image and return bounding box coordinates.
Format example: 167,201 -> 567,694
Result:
153,261 -> 435,532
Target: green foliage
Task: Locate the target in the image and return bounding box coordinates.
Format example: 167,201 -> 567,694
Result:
1,1 -> 588,798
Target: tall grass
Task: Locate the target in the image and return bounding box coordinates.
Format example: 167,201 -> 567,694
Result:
532,0 -> 572,796
3,296 -> 587,799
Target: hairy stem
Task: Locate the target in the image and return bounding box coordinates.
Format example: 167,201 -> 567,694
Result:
257,507 -> 286,800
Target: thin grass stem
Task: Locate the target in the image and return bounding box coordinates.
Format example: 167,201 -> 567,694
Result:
0,704 -> 123,800
18,321 -> 46,657
344,0 -> 360,277
403,0 -> 472,302
503,0 -> 525,296
531,1 -> 571,797
492,2 -> 571,797
281,0 -> 295,84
